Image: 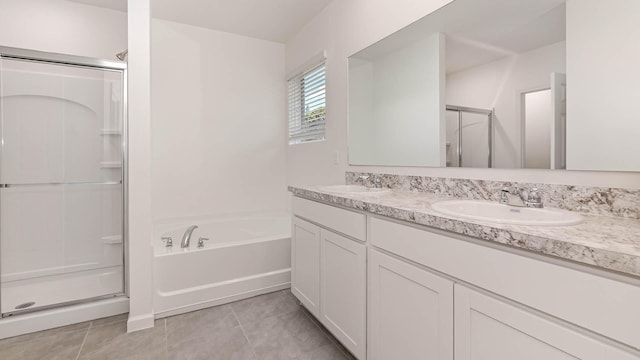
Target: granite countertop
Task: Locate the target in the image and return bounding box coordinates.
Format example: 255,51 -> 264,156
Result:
289,185 -> 640,278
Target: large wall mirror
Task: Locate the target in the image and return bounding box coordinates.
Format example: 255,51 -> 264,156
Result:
348,0 -> 640,171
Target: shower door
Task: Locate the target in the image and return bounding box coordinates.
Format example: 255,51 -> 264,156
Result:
446,106 -> 492,168
0,49 -> 126,316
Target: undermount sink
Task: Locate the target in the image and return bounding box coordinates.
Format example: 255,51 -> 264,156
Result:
319,185 -> 391,195
431,200 -> 583,226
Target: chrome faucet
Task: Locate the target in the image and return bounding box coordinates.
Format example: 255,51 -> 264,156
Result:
372,175 -> 382,188
161,236 -> 173,247
499,186 -> 543,208
359,174 -> 382,188
181,225 -> 198,248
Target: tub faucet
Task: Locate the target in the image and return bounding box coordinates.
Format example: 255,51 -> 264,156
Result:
181,225 -> 199,248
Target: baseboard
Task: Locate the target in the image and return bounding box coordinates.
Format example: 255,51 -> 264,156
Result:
126,313 -> 155,332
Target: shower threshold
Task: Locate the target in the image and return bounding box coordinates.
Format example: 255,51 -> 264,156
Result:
1,266 -> 123,316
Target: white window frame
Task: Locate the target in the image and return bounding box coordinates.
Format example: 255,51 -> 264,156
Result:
288,52 -> 327,145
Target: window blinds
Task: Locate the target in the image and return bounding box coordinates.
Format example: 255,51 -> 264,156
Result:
288,63 -> 326,144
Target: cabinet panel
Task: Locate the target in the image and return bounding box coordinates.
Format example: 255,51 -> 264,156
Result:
368,249 -> 454,360
292,196 -> 366,240
370,216 -> 640,349
455,285 -> 639,360
291,216 -> 320,317
321,229 -> 366,359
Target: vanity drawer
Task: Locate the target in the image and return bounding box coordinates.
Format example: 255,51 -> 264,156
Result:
292,197 -> 366,241
369,216 -> 640,350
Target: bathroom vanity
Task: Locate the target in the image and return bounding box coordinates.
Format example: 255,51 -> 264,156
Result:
289,184 -> 640,360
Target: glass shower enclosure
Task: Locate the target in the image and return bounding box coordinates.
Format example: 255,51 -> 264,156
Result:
446,105 -> 493,168
0,47 -> 126,316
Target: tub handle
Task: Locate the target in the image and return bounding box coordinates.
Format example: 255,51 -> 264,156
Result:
197,237 -> 209,248
161,236 -> 173,247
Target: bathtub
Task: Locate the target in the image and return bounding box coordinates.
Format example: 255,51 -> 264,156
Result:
153,213 -> 291,317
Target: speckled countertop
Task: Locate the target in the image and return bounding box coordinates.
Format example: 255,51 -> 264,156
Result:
289,185 -> 640,278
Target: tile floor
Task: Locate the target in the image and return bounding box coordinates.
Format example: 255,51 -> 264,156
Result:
0,290 -> 354,360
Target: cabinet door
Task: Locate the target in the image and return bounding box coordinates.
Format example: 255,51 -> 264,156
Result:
454,285 -> 639,360
291,216 -> 320,317
320,230 -> 366,359
368,249 -> 454,360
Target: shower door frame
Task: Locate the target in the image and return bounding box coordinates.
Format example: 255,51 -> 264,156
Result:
446,105 -> 493,168
0,46 -> 129,316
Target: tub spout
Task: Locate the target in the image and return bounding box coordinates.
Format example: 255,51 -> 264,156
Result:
181,225 -> 198,248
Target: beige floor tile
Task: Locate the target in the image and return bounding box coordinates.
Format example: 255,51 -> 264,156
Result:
91,313 -> 129,327
231,290 -> 299,326
243,308 -> 345,360
0,328 -> 87,360
0,320 -> 91,346
78,319 -> 166,360
167,325 -> 255,360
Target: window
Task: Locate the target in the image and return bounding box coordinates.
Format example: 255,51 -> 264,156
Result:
288,63 -> 326,144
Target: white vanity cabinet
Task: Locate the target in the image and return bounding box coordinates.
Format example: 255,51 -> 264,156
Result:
370,215 -> 640,358
291,195 -> 640,360
368,248 -> 453,360
454,285 -> 638,360
320,229 -> 366,360
291,197 -> 367,359
291,216 -> 321,317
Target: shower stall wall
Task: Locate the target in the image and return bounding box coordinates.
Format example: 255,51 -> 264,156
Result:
0,47 -> 127,316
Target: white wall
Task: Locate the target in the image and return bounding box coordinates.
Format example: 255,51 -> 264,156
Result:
0,0 -> 127,59
127,0 -> 154,332
446,41 -> 565,168
349,34 -> 445,167
566,0 -> 640,172
151,19 -> 288,221
286,0 -> 640,188
524,90 -> 552,169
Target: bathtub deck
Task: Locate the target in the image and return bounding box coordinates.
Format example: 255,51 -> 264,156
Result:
0,290 -> 354,360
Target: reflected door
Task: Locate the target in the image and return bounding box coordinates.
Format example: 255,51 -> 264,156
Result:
0,58 -> 125,315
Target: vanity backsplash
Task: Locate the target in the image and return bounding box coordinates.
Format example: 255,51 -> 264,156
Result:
346,172 -> 640,219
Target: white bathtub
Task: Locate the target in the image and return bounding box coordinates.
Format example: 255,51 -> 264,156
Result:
153,213 -> 291,317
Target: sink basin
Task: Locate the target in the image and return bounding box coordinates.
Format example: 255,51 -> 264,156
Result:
319,185 -> 391,195
431,200 -> 583,226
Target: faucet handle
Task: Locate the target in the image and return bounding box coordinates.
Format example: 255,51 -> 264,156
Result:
161,236 -> 173,247
527,188 -> 542,204
197,237 -> 209,248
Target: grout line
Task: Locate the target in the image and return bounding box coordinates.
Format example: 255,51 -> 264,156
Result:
232,309 -> 259,359
164,318 -> 169,358
74,322 -> 92,360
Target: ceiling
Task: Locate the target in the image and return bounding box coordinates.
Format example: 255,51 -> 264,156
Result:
67,0 -> 332,43
68,0 -> 127,12
352,0 -> 566,75
446,3 -> 566,74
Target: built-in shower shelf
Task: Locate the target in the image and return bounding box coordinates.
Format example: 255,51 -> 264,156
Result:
101,235 -> 123,244
100,161 -> 122,168
100,129 -> 122,135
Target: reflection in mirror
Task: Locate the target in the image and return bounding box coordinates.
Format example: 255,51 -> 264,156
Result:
445,2 -> 565,169
445,106 -> 492,168
348,0 -> 640,171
